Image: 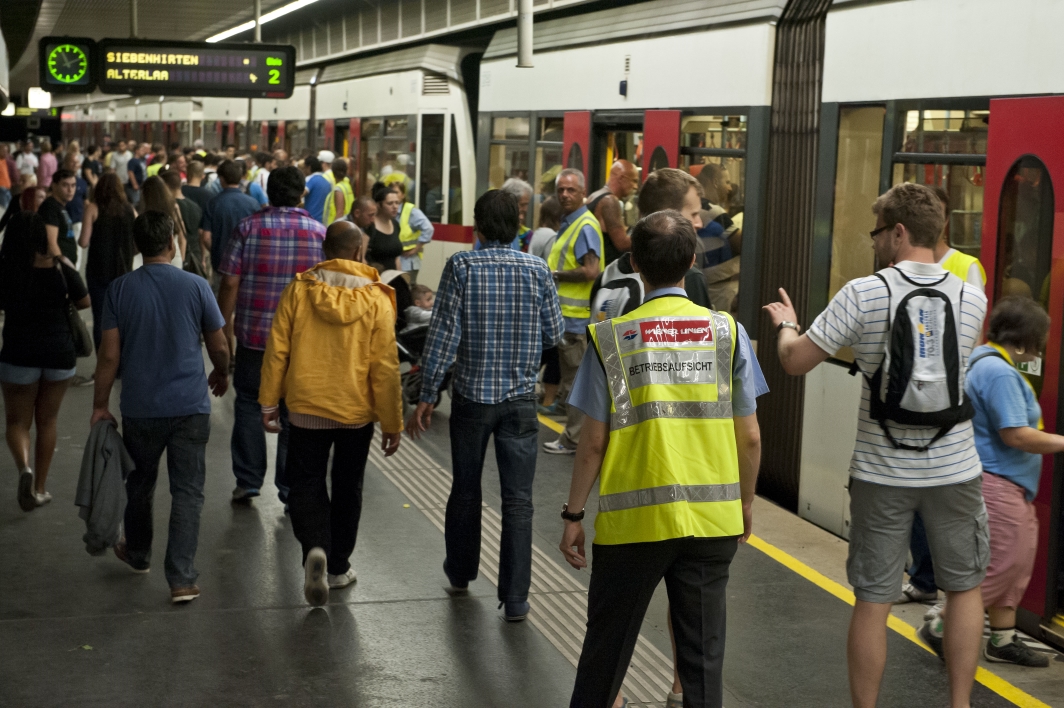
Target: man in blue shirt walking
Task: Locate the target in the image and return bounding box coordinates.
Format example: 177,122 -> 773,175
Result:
200,159 -> 260,287
407,190 -> 564,622
91,211 -> 230,604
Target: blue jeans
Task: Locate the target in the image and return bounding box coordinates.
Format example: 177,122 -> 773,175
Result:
122,414 -> 210,588
232,345 -> 289,501
0,187 -> 11,208
908,512 -> 937,594
445,393 -> 538,603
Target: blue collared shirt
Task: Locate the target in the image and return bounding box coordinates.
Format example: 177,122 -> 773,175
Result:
555,205 -> 603,334
568,287 -> 769,421
420,242 -> 564,404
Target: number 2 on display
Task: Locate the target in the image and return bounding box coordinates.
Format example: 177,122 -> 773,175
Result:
269,69 -> 280,84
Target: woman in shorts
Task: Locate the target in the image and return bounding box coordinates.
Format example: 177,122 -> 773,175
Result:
963,296 -> 1064,667
0,211 -> 90,510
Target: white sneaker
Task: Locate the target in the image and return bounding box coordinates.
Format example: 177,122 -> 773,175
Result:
893,581 -> 937,604
304,547 -> 329,607
34,491 -> 52,507
542,440 -> 576,455
924,600 -> 945,622
328,568 -> 357,589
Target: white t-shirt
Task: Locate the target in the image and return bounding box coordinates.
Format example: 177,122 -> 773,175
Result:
254,168 -> 270,193
16,152 -> 38,176
807,261 -> 988,487
528,227 -> 557,261
111,151 -> 132,184
937,248 -> 985,291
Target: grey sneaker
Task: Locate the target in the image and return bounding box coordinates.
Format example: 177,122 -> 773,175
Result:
984,635 -> 1050,667
304,547 -> 329,607
917,620 -> 944,661
328,568 -> 357,589
923,600 -> 945,622
893,581 -> 937,604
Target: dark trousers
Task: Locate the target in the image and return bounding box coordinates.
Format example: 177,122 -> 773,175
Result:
122,415 -> 211,589
286,424 -> 374,576
908,512 -> 938,594
570,537 -> 739,708
445,393 -> 538,603
232,345 -> 289,501
87,279 -> 108,352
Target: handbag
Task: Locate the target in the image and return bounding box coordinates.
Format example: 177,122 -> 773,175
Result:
56,260 -> 93,358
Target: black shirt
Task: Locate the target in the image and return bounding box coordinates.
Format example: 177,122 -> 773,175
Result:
83,159 -> 102,180
0,261 -> 88,369
86,204 -> 136,287
182,184 -> 212,215
39,196 -> 77,265
365,219 -> 404,270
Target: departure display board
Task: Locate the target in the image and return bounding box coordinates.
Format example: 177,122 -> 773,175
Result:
39,37 -> 97,93
97,39 -> 296,98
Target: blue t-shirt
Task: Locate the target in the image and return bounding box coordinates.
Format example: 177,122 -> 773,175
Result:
965,345 -> 1043,500
304,173 -> 332,223
102,264 -> 226,418
248,181 -> 268,207
127,157 -> 146,189
568,289 -> 769,421
201,187 -> 260,269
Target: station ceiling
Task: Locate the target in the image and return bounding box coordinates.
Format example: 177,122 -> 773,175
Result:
2,0 -> 294,98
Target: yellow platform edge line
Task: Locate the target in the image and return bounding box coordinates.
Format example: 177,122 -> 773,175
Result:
537,413 -> 565,434
746,535 -> 1050,708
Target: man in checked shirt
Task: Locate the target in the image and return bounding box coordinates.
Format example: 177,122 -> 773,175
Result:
407,189 -> 564,622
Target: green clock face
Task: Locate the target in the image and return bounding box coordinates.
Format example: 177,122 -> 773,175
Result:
48,44 -> 88,84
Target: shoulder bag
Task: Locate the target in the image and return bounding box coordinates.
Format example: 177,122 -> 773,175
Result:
55,260 -> 93,358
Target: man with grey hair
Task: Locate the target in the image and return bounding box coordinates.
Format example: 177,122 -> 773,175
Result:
474,177 -> 534,252
543,168 -> 604,455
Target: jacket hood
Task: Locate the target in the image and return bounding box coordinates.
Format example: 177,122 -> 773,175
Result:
295,259 -> 396,325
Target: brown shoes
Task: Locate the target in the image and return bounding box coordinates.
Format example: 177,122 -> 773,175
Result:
170,586 -> 200,604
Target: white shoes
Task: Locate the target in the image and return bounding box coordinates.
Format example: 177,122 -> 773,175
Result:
328,568 -> 357,589
35,491 -> 52,507
304,547 -> 329,607
924,600 -> 945,622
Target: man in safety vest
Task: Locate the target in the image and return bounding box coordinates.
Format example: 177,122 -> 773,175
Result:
392,180 -> 435,284
932,185 -> 985,291
544,168 -> 604,456
560,210 -> 765,708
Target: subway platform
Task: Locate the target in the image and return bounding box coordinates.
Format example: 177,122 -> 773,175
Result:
1,355 -> 1063,707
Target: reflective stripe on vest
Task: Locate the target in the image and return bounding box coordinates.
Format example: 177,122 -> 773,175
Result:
547,210 -> 603,319
941,250 -> 986,286
398,202 -> 422,258
588,297 -> 743,544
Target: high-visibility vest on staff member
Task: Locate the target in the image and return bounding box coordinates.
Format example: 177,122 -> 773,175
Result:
940,249 -> 987,286
548,208 -> 604,320
325,178 -> 355,224
587,295 -> 743,545
398,201 -> 422,258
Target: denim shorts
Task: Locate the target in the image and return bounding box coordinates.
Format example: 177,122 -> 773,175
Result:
0,362 -> 77,385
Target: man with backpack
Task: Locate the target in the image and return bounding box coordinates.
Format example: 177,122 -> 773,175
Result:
764,182 -> 988,708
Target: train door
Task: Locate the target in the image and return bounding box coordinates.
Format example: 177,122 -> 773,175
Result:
591,114 -> 643,229
981,96 -> 1064,648
562,111 -> 590,177
417,112 -> 446,222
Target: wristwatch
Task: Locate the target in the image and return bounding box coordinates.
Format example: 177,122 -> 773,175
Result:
561,503 -> 585,522
777,321 -> 800,334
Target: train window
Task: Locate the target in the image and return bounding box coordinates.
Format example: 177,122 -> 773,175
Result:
540,117 -> 563,142
448,118 -> 464,225
419,114 -> 445,222
893,162 -> 984,258
533,144 -> 563,225
489,144 -> 531,188
362,116 -> 416,197
996,155 -> 1054,307
899,110 -> 988,155
493,116 -> 529,140
287,121 -> 308,157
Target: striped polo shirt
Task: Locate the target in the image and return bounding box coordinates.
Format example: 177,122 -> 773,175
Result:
807,261 -> 988,487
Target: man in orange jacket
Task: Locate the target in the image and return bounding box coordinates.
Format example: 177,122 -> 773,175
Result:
260,220 -> 403,607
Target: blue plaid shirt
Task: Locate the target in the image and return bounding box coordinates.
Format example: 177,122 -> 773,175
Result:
420,242 -> 564,404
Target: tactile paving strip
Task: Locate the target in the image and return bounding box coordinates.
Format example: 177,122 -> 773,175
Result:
369,429 -> 675,707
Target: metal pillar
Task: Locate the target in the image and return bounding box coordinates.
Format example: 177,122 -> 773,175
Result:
517,0 -> 533,68
246,0 -> 261,151
130,0 -> 138,37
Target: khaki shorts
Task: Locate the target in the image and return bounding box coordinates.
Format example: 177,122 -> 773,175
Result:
847,476 -> 989,603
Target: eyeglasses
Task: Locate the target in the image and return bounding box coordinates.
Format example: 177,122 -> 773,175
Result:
869,224 -> 895,240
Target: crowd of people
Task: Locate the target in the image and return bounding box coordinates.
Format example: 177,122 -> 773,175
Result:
0,130 -> 1058,708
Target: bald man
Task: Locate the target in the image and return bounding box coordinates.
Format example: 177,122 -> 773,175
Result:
585,159 -> 638,265
347,195 -> 378,231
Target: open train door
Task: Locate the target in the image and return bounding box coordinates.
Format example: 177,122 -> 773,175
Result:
981,96 -> 1064,648
641,110 -> 681,182
562,111 -> 591,177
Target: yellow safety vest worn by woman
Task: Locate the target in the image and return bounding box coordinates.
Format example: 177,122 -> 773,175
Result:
398,202 -> 422,259
587,295 -> 743,545
548,208 -> 604,320
325,177 -> 355,223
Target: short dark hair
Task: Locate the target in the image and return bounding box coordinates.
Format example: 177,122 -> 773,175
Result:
872,183 -> 944,250
323,221 -> 363,259
987,296 -> 1051,353
267,166 -> 305,207
638,168 -> 702,215
371,181 -> 394,204
159,170 -> 182,191
52,169 -> 76,185
474,190 -> 520,244
256,151 -> 273,168
304,156 -> 322,173
630,210 -> 697,287
133,211 -> 175,258
217,159 -> 244,186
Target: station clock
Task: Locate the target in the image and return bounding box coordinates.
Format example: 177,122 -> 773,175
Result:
47,44 -> 89,84
38,37 -> 97,93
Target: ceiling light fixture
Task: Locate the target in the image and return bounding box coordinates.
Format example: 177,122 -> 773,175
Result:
206,0 -> 323,43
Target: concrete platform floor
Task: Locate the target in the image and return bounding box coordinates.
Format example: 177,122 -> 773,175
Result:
0,352 -> 1060,707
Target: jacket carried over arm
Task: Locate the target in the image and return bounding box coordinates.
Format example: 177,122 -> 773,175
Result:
75,420 -> 136,556
259,259 -> 404,434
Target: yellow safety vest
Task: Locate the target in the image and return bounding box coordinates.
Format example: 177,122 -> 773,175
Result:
146,162 -> 163,177
325,178 -> 355,223
324,170 -> 336,187
398,202 -> 422,258
548,208 -> 604,320
588,295 -> 743,545
941,250 -> 987,286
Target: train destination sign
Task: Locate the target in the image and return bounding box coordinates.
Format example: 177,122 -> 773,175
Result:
98,40 -> 295,98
